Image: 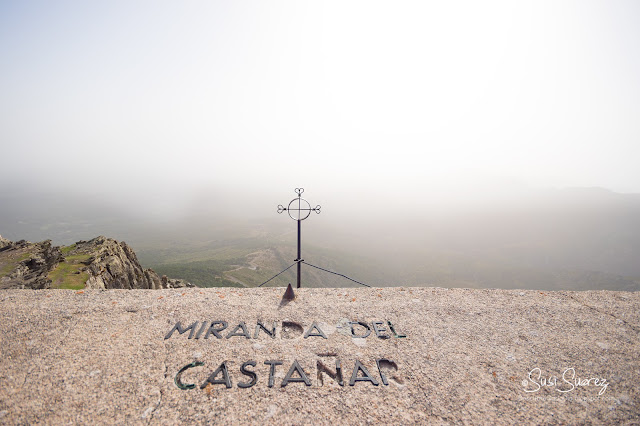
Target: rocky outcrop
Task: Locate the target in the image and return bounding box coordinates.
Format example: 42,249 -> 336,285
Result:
0,236 -> 192,290
0,235 -> 11,249
79,236 -> 152,289
0,239 -> 63,289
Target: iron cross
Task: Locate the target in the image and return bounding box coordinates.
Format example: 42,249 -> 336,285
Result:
277,188 -> 321,288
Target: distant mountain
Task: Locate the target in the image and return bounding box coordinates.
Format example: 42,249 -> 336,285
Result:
138,187 -> 640,291
0,184 -> 149,245
2,184 -> 639,291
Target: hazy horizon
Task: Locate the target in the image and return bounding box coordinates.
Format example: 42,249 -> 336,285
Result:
2,1 -> 639,291
2,180 -> 639,289
1,0 -> 639,205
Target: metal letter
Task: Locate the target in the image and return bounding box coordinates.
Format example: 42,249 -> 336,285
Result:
226,322 -> 251,339
200,361 -> 232,389
281,360 -> 311,387
174,361 -> 204,390
372,321 -> 390,339
254,321 -> 276,339
204,321 -> 228,339
195,321 -> 209,339
376,359 -> 399,386
349,321 -> 371,338
317,359 -> 344,386
281,321 -> 304,339
238,361 -> 258,388
349,360 -> 379,386
304,322 -> 328,339
164,321 -> 199,340
264,360 -> 283,388
387,320 -> 406,338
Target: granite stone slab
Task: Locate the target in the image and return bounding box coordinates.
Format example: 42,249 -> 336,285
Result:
0,287 -> 638,424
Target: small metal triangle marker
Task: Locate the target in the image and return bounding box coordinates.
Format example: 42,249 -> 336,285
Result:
283,283 -> 295,301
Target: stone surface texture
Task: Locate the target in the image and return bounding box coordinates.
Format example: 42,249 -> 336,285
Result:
0,287 -> 638,424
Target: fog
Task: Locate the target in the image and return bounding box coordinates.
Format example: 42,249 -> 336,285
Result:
2,179 -> 640,289
1,1 -> 639,289
2,1 -> 640,195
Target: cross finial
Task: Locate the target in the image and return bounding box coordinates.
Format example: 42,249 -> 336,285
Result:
277,188 -> 320,288
277,188 -> 321,221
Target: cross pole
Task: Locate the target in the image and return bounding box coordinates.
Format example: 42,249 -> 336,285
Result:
277,188 -> 321,288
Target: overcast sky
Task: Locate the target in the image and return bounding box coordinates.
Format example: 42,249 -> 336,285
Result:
1,0 -> 639,211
